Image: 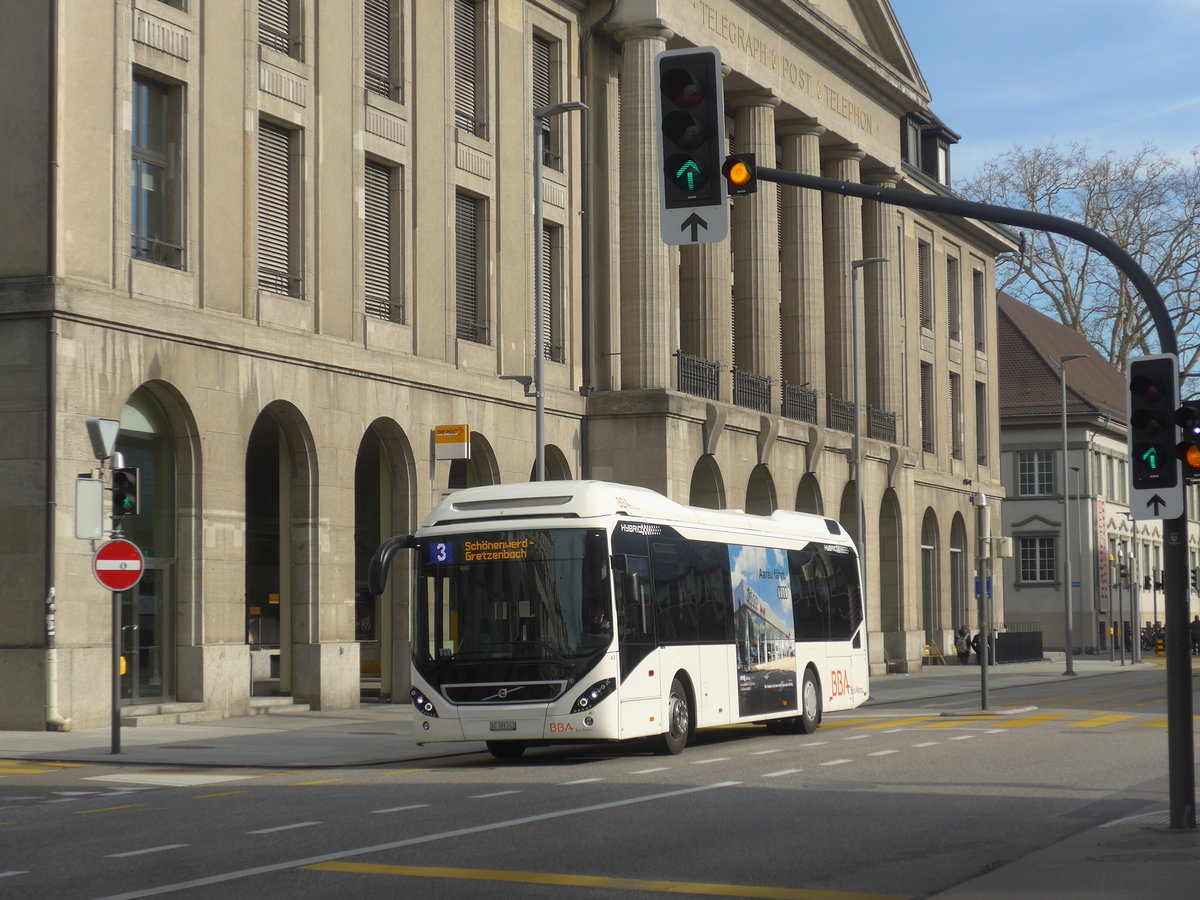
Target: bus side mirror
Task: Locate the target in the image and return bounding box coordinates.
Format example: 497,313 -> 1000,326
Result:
367,535 -> 415,595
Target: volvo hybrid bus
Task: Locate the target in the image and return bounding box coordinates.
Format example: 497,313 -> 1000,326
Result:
368,481 -> 868,759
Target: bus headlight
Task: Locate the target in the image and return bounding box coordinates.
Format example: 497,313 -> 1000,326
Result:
410,687 -> 439,718
569,678 -> 616,714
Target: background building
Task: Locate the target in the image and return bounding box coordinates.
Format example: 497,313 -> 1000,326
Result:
0,0 -> 1015,730
997,292 -> 1200,656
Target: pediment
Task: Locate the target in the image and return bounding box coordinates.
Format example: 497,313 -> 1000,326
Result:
807,0 -> 928,95
1013,514 -> 1060,530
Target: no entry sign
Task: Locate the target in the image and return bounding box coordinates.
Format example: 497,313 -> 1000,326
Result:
93,539 -> 145,592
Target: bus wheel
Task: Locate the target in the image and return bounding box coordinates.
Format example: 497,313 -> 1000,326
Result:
487,741 -> 526,760
655,678 -> 690,755
798,669 -> 821,734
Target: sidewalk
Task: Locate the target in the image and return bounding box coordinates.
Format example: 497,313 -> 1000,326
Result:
2,654 -> 1195,899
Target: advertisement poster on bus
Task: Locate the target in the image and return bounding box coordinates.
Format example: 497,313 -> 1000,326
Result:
729,544 -> 797,716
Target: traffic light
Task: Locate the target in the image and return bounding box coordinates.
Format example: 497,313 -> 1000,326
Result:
1126,355 -> 1179,491
112,467 -> 139,517
654,47 -> 727,245
722,153 -> 757,195
1191,568 -> 1199,593
1175,399 -> 1200,481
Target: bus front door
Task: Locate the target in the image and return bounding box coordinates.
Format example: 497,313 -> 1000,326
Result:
615,555 -> 659,735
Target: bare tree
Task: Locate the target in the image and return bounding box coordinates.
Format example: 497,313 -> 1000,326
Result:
959,142 -> 1200,374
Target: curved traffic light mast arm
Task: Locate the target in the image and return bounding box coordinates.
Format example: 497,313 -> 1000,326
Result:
749,163 -> 1195,831
753,167 -> 1176,355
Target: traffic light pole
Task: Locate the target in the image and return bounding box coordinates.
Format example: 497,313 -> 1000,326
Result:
747,164 -> 1195,829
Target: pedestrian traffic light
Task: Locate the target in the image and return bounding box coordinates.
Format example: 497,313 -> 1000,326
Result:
654,46 -> 728,246
722,153 -> 757,195
112,467 -> 139,517
1174,399 -> 1200,481
1126,355 -> 1179,491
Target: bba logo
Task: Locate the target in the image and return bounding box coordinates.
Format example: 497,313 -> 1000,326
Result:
828,670 -> 852,700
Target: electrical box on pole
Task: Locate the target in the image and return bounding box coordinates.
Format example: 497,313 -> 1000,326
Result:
654,47 -> 727,246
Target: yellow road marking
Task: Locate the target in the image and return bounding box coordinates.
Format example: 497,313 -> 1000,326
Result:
75,804 -> 145,815
915,717 -> 993,729
990,714 -> 1067,728
192,790 -> 251,799
302,862 -> 909,899
855,717 -> 938,730
1140,718 -> 1169,728
1066,714 -> 1137,728
296,779 -> 341,786
0,760 -> 82,768
385,768 -> 427,775
818,718 -> 878,730
0,767 -> 57,775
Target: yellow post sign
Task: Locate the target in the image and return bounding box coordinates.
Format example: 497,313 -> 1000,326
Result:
434,424 -> 471,461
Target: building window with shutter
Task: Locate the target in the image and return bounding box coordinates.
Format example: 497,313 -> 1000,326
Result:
946,255 -> 961,341
917,239 -> 932,330
131,74 -> 184,269
259,0 -> 301,60
364,159 -> 401,323
455,192 -> 487,343
975,381 -> 988,465
537,223 -> 563,362
972,268 -> 986,350
949,372 -> 963,460
920,362 -> 934,454
364,0 -> 400,102
532,33 -> 562,169
453,0 -> 485,138
257,120 -> 301,297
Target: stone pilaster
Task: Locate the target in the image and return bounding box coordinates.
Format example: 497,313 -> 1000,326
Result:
779,118 -> 826,397
862,167 -> 903,419
821,145 -> 865,402
614,26 -> 673,390
728,91 -> 781,387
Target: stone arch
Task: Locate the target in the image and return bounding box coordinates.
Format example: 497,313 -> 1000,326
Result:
795,472 -> 822,515
355,418 -> 418,700
244,400 -> 318,699
920,507 -> 941,646
878,489 -> 904,670
745,464 -> 776,515
949,512 -> 970,631
449,432 -> 501,487
688,456 -> 725,509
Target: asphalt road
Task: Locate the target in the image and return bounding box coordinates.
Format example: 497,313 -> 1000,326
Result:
0,666 -> 1191,900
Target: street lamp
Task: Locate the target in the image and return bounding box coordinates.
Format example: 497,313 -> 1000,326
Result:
1070,465 -> 1086,655
532,100 -> 587,481
850,257 -> 888,608
1052,353 -> 1087,674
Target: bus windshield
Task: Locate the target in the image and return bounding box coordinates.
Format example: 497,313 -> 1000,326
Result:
413,528 -> 612,682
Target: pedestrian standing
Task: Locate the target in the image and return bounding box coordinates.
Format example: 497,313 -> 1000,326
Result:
954,625 -> 972,666
1190,615 -> 1200,656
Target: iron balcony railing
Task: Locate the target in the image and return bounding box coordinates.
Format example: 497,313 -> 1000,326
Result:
675,351 -> 721,400
733,369 -> 772,413
828,396 -> 855,433
868,406 -> 897,443
781,382 -> 818,424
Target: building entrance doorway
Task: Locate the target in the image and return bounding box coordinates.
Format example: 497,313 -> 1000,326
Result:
119,561 -> 174,704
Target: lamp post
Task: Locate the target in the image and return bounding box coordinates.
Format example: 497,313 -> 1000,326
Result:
1070,465 -> 1086,655
850,257 -> 887,592
1052,353 -> 1087,675
532,100 -> 587,481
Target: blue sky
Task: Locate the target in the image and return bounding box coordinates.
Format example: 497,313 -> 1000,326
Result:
890,0 -> 1200,181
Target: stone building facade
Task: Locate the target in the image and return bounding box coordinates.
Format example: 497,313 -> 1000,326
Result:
0,0 -> 1014,730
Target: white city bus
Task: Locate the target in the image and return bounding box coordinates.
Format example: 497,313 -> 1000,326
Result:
369,480 -> 869,759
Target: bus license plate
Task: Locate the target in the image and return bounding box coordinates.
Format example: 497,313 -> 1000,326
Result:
489,721 -> 517,732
